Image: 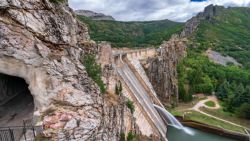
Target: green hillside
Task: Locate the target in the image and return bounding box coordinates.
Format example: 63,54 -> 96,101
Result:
191,7 -> 250,68
77,16 -> 184,48
178,7 -> 250,119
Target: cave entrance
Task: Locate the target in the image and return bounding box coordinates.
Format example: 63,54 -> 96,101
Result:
0,73 -> 34,127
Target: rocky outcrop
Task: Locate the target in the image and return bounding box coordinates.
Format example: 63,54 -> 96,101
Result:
181,4 -> 224,37
144,36 -> 187,104
75,10 -> 115,21
0,0 -> 136,140
145,5 -> 224,104
205,49 -> 241,66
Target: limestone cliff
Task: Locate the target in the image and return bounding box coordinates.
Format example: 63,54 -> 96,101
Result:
181,4 -> 224,37
145,5 -> 223,104
144,36 -> 187,104
0,0 -> 136,140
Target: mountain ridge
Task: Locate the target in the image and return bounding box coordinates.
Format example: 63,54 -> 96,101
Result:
75,10 -> 115,21
77,16 -> 184,47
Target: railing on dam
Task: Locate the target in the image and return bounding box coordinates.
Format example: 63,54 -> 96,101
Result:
113,48 -> 157,61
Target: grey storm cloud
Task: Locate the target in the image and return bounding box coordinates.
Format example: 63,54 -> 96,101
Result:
69,0 -> 250,22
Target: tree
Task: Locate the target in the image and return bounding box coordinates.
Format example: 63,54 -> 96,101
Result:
236,103 -> 250,119
126,100 -> 135,113
216,80 -> 229,100
231,83 -> 245,107
115,81 -> 123,95
82,54 -> 106,93
189,67 -> 203,86
224,90 -> 235,112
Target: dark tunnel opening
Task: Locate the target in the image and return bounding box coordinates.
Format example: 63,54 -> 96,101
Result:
0,73 -> 34,127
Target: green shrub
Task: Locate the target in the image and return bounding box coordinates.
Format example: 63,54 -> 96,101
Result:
126,100 -> 135,113
120,133 -> 126,141
127,131 -> 136,141
236,103 -> 250,119
82,54 -> 106,93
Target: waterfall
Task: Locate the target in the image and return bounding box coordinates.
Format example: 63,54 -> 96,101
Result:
154,104 -> 195,135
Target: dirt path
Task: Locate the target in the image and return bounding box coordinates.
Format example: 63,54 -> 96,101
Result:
190,96 -> 250,131
192,96 -> 220,111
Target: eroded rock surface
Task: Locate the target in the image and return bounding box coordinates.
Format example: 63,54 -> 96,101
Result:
0,1 -> 136,140
181,4 -> 224,37
144,36 -> 187,104
205,49 -> 241,66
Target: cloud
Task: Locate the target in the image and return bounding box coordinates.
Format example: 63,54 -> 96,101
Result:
69,0 -> 250,22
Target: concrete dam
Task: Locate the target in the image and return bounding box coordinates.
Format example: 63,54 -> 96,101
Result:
113,48 -> 168,140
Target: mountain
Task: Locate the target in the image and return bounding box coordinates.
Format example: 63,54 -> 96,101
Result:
77,16 -> 184,47
177,5 -> 250,118
187,5 -> 250,68
75,10 -> 115,21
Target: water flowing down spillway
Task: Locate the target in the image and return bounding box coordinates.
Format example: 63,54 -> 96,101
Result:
154,104 -> 195,135
116,58 -> 167,140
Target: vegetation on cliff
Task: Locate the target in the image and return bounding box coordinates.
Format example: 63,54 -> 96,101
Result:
126,99 -> 135,114
77,16 -> 183,47
178,6 -> 250,119
82,54 -> 106,93
191,7 -> 250,69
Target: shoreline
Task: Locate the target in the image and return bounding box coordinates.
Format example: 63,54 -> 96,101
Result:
175,116 -> 249,141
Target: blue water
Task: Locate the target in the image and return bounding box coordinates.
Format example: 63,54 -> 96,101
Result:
167,126 -> 239,141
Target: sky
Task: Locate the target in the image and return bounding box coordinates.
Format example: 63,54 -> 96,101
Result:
69,0 -> 250,22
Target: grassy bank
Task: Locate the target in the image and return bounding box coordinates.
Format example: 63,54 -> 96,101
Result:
204,101 -> 216,107
200,107 -> 250,129
169,109 -> 246,134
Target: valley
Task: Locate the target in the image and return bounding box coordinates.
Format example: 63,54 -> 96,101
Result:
0,1 -> 249,141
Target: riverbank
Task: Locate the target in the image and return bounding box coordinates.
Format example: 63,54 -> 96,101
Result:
175,116 -> 249,141
169,95 -> 250,134
170,110 -> 246,134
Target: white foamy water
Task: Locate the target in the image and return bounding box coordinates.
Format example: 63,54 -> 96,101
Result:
154,104 -> 195,136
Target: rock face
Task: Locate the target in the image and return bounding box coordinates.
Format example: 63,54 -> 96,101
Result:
0,0 -> 135,140
181,4 -> 224,37
205,49 -> 241,66
145,5 -> 224,104
144,36 -> 187,104
75,10 -> 115,21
